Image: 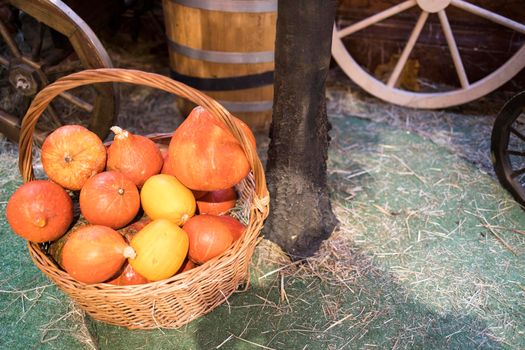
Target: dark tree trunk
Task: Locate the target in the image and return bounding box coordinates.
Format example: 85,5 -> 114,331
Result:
264,0 -> 338,258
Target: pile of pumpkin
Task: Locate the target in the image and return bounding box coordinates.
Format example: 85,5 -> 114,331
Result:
6,106 -> 256,285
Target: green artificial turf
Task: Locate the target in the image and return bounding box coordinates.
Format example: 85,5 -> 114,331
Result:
1,115 -> 523,349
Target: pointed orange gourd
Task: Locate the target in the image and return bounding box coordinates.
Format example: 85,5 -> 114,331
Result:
167,106 -> 256,191
61,225 -> 136,284
107,126 -> 163,187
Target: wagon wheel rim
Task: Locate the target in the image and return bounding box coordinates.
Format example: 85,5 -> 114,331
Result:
491,91 -> 525,208
331,0 -> 525,109
0,0 -> 117,144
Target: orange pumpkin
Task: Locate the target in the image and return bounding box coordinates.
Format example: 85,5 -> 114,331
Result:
192,190 -> 207,200
6,180 -> 73,243
167,106 -> 256,191
216,215 -> 246,241
107,126 -> 163,187
183,214 -> 234,264
196,187 -> 237,215
41,125 -> 106,190
61,225 -> 136,284
80,171 -> 140,229
107,263 -> 149,286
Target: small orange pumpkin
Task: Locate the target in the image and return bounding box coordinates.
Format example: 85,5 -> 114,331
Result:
41,125 -> 106,190
80,171 -> 140,229
6,180 -> 73,243
107,126 -> 164,187
183,214 -> 234,264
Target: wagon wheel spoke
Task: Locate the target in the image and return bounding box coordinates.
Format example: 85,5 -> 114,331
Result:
510,127 -> 525,142
511,167 -> 525,178
44,103 -> 64,129
0,19 -> 21,58
387,11 -> 428,88
40,48 -> 74,70
42,59 -> 83,75
506,150 -> 525,157
437,10 -> 469,89
337,0 -> 417,38
57,91 -> 94,113
451,0 -> 525,35
30,22 -> 45,60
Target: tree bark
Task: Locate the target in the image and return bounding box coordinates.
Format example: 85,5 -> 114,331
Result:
264,0 -> 338,258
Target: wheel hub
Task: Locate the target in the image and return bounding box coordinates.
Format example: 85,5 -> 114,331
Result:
416,0 -> 451,13
8,62 -> 42,96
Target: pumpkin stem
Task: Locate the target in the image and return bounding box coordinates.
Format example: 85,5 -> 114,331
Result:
64,154 -> 72,163
117,188 -> 125,195
123,246 -> 137,260
110,126 -> 129,141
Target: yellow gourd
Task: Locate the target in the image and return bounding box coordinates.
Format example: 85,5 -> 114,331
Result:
140,174 -> 196,225
128,219 -> 189,281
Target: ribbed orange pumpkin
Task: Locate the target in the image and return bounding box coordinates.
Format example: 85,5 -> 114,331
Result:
61,225 -> 136,284
41,125 -> 106,190
6,180 -> 73,243
167,106 -> 256,191
107,126 -> 163,187
80,171 -> 140,229
183,214 -> 235,264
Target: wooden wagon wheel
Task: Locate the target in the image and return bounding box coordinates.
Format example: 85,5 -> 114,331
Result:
331,0 -> 525,109
0,0 -> 117,144
491,91 -> 525,208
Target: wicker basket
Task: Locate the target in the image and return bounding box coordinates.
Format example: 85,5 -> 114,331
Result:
17,68 -> 270,329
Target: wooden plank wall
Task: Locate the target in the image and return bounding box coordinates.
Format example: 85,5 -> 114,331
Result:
336,0 -> 525,90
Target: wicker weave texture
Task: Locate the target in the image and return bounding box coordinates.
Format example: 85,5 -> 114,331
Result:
19,68 -> 270,329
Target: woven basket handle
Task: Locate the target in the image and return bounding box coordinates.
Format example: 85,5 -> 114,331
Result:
18,68 -> 269,204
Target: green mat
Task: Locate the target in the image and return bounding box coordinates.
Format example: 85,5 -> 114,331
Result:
1,116 -> 523,349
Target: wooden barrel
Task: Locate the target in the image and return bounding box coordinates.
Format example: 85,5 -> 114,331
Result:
162,0 -> 276,131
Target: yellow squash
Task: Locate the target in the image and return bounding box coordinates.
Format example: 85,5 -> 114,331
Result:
140,174 -> 196,225
128,219 -> 189,281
